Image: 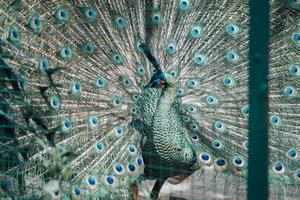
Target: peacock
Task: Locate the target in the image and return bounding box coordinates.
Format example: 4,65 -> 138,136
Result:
0,0 -> 300,199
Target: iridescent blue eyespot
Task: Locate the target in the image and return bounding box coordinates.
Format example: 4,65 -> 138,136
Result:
191,133 -> 199,141
72,187 -> 81,196
182,115 -> 191,123
128,145 -> 137,155
215,121 -> 225,132
186,105 -> 197,113
214,158 -> 228,171
62,118 -> 72,132
114,163 -> 125,175
284,86 -> 297,97
152,13 -> 161,24
292,32 -> 300,44
191,25 -> 203,38
232,156 -> 245,168
55,8 -> 69,23
178,0 -> 190,10
89,116 -> 99,128
287,148 -> 298,160
226,24 -> 240,35
136,157 -> 144,168
131,93 -> 140,101
49,96 -> 60,109
38,58 -> 50,71
112,54 -> 123,64
104,176 -> 118,189
8,26 -> 21,43
241,105 -> 249,117
114,16 -> 126,28
177,88 -> 185,96
29,15 -> 42,32
190,122 -> 199,131
127,163 -> 137,174
121,77 -> 132,87
137,65 -> 145,76
223,76 -> 235,87
272,162 -> 285,175
95,78 -> 106,88
130,107 -> 139,115
212,140 -> 222,149
83,43 -> 96,53
194,53 -> 207,65
95,143 -> 104,153
187,79 -> 199,88
112,97 -> 122,107
84,7 -> 96,21
207,95 -> 218,105
226,51 -> 239,62
58,47 -> 72,60
216,158 -> 226,166
289,64 -> 300,76
198,152 -> 212,165
86,176 -> 97,187
270,115 -> 282,127
166,42 -> 177,54
71,82 -> 82,94
114,127 -> 124,137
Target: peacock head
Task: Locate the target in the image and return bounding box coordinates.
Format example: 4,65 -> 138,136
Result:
148,72 -> 177,89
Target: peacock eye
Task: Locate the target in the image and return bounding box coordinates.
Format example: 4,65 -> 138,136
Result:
226,24 -> 240,35
89,116 -> 99,128
214,121 -> 225,132
127,145 -> 137,156
127,163 -> 137,175
166,41 -> 177,54
152,13 -> 161,24
86,176 -> 98,189
226,51 -> 240,63
232,156 -> 245,168
272,162 -> 285,175
83,43 -> 96,53
289,64 -> 300,76
191,25 -> 203,38
270,115 -> 282,127
241,105 -> 249,117
207,95 -> 218,105
114,163 -> 125,175
198,152 -> 212,165
114,16 -> 126,28
95,78 -> 106,88
178,0 -> 190,10
292,32 -> 300,44
284,86 -> 297,97
62,118 -> 72,132
104,176 -> 119,189
83,7 -> 96,21
223,76 -> 236,87
187,79 -> 199,88
193,53 -> 207,65
287,148 -> 298,160
135,157 -> 144,169
72,187 -> 81,197
95,142 -> 104,153
8,26 -> 21,43
58,46 -> 72,60
112,97 -> 122,106
214,158 -> 228,171
112,53 -> 123,64
49,96 -> 60,109
212,139 -> 222,149
114,127 -> 124,137
55,8 -> 69,24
